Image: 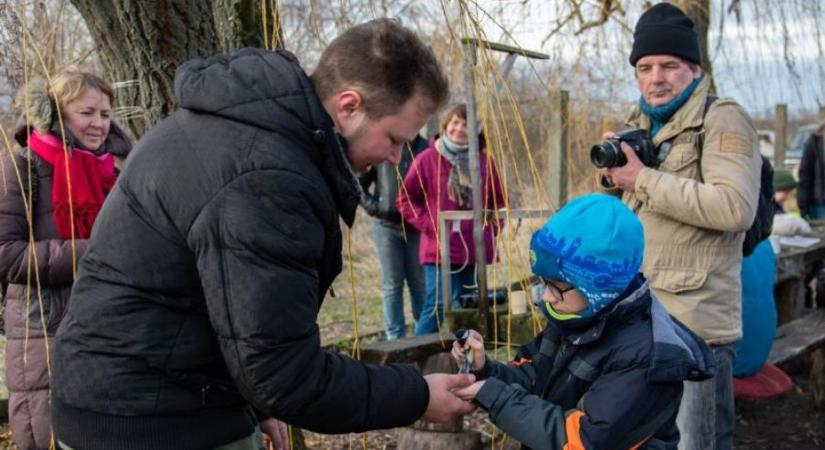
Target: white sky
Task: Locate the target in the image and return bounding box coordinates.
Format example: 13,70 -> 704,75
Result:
468,0 -> 825,118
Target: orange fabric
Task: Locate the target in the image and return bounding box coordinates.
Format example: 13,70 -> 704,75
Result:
627,436 -> 651,450
563,409 -> 650,450
507,357 -> 532,368
563,410 -> 586,450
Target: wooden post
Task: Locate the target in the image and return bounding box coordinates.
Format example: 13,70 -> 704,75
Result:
810,348 -> 825,410
440,214 -> 452,315
547,90 -> 569,209
775,104 -> 788,169
461,39 -> 488,317
424,115 -> 439,140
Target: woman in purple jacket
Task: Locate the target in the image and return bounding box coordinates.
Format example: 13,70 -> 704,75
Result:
397,104 -> 504,334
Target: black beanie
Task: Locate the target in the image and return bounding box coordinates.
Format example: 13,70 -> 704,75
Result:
629,3 -> 701,66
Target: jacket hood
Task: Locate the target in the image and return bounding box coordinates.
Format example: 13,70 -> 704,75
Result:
546,274 -> 646,341
174,47 -> 359,226
174,48 -> 330,138
648,295 -> 715,382
549,275 -> 715,382
12,76 -> 132,157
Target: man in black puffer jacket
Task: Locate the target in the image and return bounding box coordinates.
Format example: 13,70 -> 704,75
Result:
51,19 -> 476,450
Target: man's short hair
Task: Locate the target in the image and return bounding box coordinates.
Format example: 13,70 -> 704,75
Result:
311,19 -> 449,119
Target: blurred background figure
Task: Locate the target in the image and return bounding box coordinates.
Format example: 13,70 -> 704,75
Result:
398,104 -> 504,335
359,135 -> 428,340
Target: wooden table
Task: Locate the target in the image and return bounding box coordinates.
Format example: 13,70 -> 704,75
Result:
774,227 -> 825,324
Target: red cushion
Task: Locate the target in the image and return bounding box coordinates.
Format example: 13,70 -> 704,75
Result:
733,363 -> 794,401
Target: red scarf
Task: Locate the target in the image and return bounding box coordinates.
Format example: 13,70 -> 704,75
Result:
28,131 -> 115,239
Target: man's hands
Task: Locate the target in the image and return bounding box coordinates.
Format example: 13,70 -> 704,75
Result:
260,417 -> 289,450
451,329 -> 486,372
421,373 -> 477,422
599,131 -> 645,192
453,380 -> 486,402
603,142 -> 645,192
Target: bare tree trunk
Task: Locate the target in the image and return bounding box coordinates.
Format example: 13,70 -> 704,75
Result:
0,0 -> 24,92
672,0 -> 716,94
70,0 -> 283,138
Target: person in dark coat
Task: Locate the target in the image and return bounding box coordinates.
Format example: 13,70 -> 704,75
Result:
50,19 -> 475,450
358,134 -> 428,340
0,69 -> 131,450
797,122 -> 825,219
452,194 -> 714,449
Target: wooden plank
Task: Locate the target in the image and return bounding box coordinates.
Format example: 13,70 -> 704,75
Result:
768,309 -> 825,369
360,332 -> 455,365
459,37 -> 549,59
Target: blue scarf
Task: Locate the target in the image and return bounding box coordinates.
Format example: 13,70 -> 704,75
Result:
639,74 -> 703,139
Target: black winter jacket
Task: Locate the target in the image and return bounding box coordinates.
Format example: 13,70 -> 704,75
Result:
358,134 -> 428,227
51,48 -> 429,450
797,131 -> 825,217
473,277 -> 714,450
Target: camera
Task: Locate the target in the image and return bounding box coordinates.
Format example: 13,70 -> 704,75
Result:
590,128 -> 657,168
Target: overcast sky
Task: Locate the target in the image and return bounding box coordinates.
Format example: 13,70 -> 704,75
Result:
471,0 -> 824,119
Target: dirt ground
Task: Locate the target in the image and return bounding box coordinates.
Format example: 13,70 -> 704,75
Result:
304,371 -> 825,450
0,372 -> 822,449
734,372 -> 825,450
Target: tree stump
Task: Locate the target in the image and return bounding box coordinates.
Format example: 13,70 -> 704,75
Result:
398,352 -> 482,450
396,427 -> 482,450
810,348 -> 825,410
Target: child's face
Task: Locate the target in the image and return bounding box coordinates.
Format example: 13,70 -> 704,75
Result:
542,279 -> 588,314
774,190 -> 791,205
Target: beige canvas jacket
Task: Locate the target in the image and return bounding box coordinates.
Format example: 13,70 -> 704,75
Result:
605,77 -> 761,344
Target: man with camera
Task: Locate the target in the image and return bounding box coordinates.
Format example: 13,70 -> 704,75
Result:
596,4 -> 761,450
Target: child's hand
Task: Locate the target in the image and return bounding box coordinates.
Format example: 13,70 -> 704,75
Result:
451,329 -> 486,371
453,380 -> 486,402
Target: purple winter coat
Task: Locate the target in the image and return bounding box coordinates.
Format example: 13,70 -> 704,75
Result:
397,143 -> 505,266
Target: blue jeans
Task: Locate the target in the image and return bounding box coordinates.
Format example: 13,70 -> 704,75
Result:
676,345 -> 735,450
415,264 -> 475,335
373,223 -> 425,340
808,203 -> 825,219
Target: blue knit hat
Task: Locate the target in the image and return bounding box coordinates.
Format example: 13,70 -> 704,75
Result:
530,193 -> 644,317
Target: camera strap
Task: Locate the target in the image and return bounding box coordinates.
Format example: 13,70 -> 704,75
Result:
656,141 -> 673,167
655,96 -> 718,178
694,96 -> 719,182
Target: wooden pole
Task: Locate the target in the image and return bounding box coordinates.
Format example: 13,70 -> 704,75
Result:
461,40 -> 488,318
775,104 -> 788,169
547,90 -> 569,209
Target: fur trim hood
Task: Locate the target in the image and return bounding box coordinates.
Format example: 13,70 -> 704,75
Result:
13,76 -> 133,157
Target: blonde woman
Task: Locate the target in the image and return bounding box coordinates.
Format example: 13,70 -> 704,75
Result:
0,69 -> 130,450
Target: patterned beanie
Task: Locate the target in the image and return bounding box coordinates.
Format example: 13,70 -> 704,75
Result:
530,193 -> 644,317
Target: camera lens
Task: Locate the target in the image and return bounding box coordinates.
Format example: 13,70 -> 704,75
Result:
590,141 -> 626,168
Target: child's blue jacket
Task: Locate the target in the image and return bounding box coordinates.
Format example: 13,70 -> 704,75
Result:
473,276 -> 715,450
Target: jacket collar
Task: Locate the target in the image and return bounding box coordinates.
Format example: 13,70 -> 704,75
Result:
626,76 -> 712,147
550,275 -> 651,346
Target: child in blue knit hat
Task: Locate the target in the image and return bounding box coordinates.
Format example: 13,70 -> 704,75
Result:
451,193 -> 714,449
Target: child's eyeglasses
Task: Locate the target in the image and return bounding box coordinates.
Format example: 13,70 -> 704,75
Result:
541,278 -> 576,302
